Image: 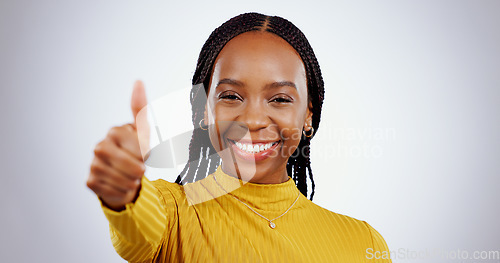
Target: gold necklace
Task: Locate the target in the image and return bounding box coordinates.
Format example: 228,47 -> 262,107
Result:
213,174 -> 300,229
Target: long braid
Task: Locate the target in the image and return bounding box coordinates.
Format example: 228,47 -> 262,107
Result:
174,13 -> 325,200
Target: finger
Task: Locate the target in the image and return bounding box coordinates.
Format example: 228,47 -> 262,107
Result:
131,80 -> 148,121
94,139 -> 145,180
87,174 -> 126,199
107,125 -> 143,161
90,157 -> 140,192
130,80 -> 150,159
93,180 -> 128,202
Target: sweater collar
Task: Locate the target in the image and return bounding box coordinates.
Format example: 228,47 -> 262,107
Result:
208,165 -> 301,211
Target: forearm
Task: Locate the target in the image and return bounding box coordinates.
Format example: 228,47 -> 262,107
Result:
100,176 -> 168,261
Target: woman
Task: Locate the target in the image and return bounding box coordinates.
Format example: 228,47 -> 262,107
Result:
87,13 -> 391,262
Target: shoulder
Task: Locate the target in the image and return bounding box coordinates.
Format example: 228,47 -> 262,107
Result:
301,198 -> 381,240
302,198 -> 364,225
306,200 -> 390,253
146,178 -> 186,204
298,199 -> 391,261
147,176 -> 219,206
150,178 -> 183,194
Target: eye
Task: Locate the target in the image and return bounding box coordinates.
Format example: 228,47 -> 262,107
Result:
270,95 -> 293,104
218,91 -> 242,101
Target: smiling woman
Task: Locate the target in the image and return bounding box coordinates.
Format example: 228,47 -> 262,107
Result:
87,12 -> 392,262
205,31 -> 311,185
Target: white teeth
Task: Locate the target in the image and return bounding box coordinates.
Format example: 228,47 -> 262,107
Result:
253,145 -> 259,152
234,141 -> 277,154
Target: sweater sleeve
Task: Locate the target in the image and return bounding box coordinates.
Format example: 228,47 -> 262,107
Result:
364,222 -> 392,263
99,176 -> 176,262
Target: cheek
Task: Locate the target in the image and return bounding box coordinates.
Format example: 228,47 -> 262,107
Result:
206,105 -> 241,152
213,105 -> 234,121
208,105 -> 233,137
277,119 -> 303,151
280,126 -> 302,144
207,97 -> 238,122
274,107 -> 307,152
276,128 -> 302,159
275,107 -> 306,136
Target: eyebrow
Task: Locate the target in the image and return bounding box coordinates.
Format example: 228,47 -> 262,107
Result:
267,81 -> 297,90
216,78 -> 243,88
216,78 -> 297,90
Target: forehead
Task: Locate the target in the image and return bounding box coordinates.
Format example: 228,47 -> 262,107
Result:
211,31 -> 306,84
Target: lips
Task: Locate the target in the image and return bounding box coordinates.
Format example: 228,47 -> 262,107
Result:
227,139 -> 281,161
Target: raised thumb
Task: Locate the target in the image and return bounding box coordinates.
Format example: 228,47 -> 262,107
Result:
130,80 -> 150,159
131,80 -> 148,122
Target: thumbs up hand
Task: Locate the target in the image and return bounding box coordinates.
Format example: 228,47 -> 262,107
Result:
87,80 -> 149,211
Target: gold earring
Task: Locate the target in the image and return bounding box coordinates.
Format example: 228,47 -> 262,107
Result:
199,119 -> 208,131
303,127 -> 314,138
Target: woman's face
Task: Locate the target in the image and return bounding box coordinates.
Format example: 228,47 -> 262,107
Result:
205,31 -> 312,184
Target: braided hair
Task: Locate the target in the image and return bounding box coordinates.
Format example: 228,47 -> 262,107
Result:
174,12 -> 325,200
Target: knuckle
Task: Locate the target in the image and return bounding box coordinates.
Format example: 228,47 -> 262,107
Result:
113,151 -> 126,164
94,140 -> 108,156
129,171 -> 143,181
90,164 -> 102,175
86,177 -> 96,190
89,159 -> 102,174
128,178 -> 141,189
122,123 -> 134,131
126,181 -> 137,190
134,163 -> 146,175
108,126 -> 120,137
108,126 -> 126,140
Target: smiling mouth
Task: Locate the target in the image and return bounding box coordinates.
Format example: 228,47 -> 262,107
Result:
230,140 -> 279,153
227,139 -> 281,160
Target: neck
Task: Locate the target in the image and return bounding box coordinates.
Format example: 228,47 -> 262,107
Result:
210,165 -> 301,211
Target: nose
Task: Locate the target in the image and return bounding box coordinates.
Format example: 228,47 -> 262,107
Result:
237,100 -> 270,131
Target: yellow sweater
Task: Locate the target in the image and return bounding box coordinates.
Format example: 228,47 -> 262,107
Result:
101,166 -> 391,262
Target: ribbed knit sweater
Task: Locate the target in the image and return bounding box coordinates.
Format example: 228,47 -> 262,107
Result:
100,166 -> 391,262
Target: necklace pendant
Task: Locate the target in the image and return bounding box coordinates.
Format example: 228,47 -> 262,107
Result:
269,222 -> 276,229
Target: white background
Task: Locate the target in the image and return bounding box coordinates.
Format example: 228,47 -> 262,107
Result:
1,0 -> 499,262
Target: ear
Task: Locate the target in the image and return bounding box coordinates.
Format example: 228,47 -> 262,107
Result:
304,101 -> 313,131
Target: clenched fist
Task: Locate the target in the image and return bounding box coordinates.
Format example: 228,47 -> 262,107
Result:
87,80 -> 149,211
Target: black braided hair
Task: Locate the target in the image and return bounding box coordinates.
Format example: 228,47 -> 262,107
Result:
174,12 -> 325,200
